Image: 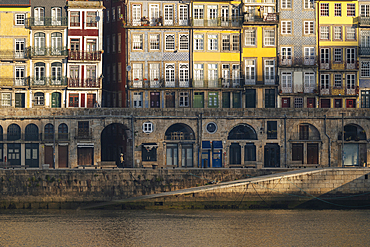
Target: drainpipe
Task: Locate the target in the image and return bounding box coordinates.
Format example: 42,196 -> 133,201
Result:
341,112 -> 344,167
198,113 -> 202,168
284,114 -> 287,167
324,115 -> 331,167
131,115 -> 135,168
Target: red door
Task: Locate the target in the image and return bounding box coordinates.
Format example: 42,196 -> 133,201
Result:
346,99 -> 355,108
307,98 -> 315,108
87,94 -> 96,108
150,92 -> 160,108
81,93 -> 85,107
58,146 -> 68,168
307,143 -> 318,164
282,98 -> 290,108
44,146 -> 53,168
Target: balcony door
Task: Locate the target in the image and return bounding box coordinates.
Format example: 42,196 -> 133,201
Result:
51,7 -> 62,25
34,7 -> 44,25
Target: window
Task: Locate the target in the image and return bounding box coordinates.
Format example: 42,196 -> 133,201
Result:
164,5 -> 174,26
179,92 -> 189,107
321,48 -> 330,64
179,34 -> 189,50
335,99 -> 342,108
142,144 -> 157,161
264,60 -> 275,84
179,5 -> 188,25
118,63 -> 122,82
34,7 -> 44,25
304,0 -> 313,9
281,21 -> 292,34
346,48 -> 356,64
346,74 -> 355,89
165,64 -> 175,87
299,125 -> 309,140
112,7 -> 116,21
112,63 -> 117,82
132,34 -> 143,50
304,21 -> 314,35
34,32 -> 45,56
334,74 -> 342,87
233,92 -> 241,108
106,9 -> 110,23
1,93 -> 11,107
118,33 -> 121,53
245,144 -> 256,161
133,92 -> 143,108
51,7 -> 62,25
223,92 -> 230,108
112,34 -> 116,52
149,34 -> 160,50
118,6 -> 122,19
245,89 -> 256,108
232,35 -> 239,51
281,47 -> 292,61
106,36 -> 110,53
165,34 -> 175,50
34,92 -> 44,106
194,64 -> 204,87
267,121 -> 277,139
15,39 -> 25,59
232,65 -> 240,85
335,4 -> 341,16
132,4 -> 141,26
334,48 -> 342,62
361,5 -> 370,17
70,11 -> 80,26
222,35 -> 230,51
321,3 -> 329,16
78,121 -> 89,137
86,11 -> 97,27
281,72 -> 292,90
294,98 -> 303,108
193,5 -> 204,26
347,27 -> 356,40
265,89 -> 275,108
264,29 -> 275,46
15,14 -> 25,25
51,62 -> 62,85
361,61 -> 370,77
51,33 -> 62,55
208,34 -> 218,51
334,26 -> 342,40
179,64 -> 189,87
304,47 -> 315,65
304,72 -> 315,89
281,0 -> 291,9
320,26 -> 329,40
34,62 -> 45,84
208,64 -> 218,88
361,90 -> 370,108
245,29 -> 256,45
143,122 -> 153,133
194,34 -> 203,50
149,63 -> 160,87
15,66 -> 25,86
320,74 -> 329,89
245,60 -> 255,84
69,94 -> 79,107
292,144 -> 303,162
347,4 -> 355,17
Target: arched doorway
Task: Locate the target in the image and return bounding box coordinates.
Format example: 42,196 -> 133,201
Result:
338,124 -> 367,166
101,123 -> 128,167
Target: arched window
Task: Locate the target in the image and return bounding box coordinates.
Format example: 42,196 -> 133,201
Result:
25,124 -> 39,141
34,92 -> 44,106
0,125 -> 3,141
58,123 -> 68,140
51,62 -> 62,85
165,123 -> 195,140
228,124 -> 257,140
338,124 -> 366,141
34,62 -> 45,85
44,123 -> 54,141
51,33 -> 62,55
7,124 -> 21,141
34,32 -> 45,55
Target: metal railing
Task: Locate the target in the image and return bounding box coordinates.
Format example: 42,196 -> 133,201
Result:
0,78 -> 29,87
27,46 -> 68,57
43,133 -> 70,142
75,128 -> 92,140
127,17 -> 244,27
359,16 -> 370,26
279,56 -> 317,67
360,47 -> 370,56
68,78 -> 100,88
0,50 -> 27,60
280,86 -> 317,94
319,86 -> 358,96
29,77 -> 68,87
244,13 -> 278,23
26,17 -> 68,27
68,51 -> 102,61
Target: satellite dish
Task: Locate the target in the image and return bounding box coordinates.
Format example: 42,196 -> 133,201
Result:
126,66 -> 132,72
95,16 -> 101,22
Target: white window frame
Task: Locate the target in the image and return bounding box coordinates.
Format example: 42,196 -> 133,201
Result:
15,14 -> 25,25
281,0 -> 291,9
346,74 -> 356,89
245,29 -> 256,45
208,34 -> 218,51
208,64 -> 218,88
1,93 -> 11,107
346,27 -> 356,40
132,34 -> 143,50
179,5 -> 189,26
264,60 -> 275,85
281,72 -> 292,89
165,63 -> 175,87
361,61 -> 370,78
222,35 -> 230,51
320,26 -> 329,40
304,72 -> 315,90
165,34 -> 175,50
150,34 -> 160,50
304,47 -> 315,65
143,122 -> 153,133
334,26 -> 342,40
304,0 -> 313,9
264,29 -> 275,46
304,21 -> 314,35
179,34 -> 189,50
194,34 -> 204,50
245,60 -> 256,84
149,63 -> 160,88
320,74 -> 330,89
179,63 -> 189,87
179,92 -> 189,107
133,92 -> 143,108
281,21 -> 292,34
294,98 -> 303,108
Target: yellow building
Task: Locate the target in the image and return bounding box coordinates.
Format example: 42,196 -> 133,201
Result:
316,0 -> 359,108
192,0 -> 243,108
242,0 -> 278,108
0,1 -> 30,108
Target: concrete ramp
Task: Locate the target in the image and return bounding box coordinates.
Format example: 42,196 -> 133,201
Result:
81,168 -> 370,210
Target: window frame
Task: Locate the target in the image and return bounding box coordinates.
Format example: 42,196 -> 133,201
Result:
281,21 -> 292,35
15,14 -> 25,25
320,3 -> 329,16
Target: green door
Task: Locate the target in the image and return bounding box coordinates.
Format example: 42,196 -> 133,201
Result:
222,92 -> 230,108
208,92 -> 218,108
193,92 -> 204,108
233,92 -> 241,108
51,92 -> 61,108
15,93 -> 25,108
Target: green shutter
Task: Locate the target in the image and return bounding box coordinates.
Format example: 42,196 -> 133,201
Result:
15,93 -> 25,108
193,92 -> 204,108
222,92 -> 230,108
232,92 -> 241,108
245,89 -> 256,108
208,92 -> 218,108
51,92 -> 61,108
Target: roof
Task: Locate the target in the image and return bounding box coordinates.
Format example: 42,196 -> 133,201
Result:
0,0 -> 30,6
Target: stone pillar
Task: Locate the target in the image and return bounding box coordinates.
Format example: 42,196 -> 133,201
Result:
163,142 -> 167,167
178,143 -> 182,168
241,143 -> 245,167
193,143 -> 198,168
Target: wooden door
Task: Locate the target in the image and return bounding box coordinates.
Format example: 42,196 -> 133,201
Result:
292,143 -> 303,163
165,92 -> 175,108
264,144 -> 280,167
44,146 -> 53,168
87,94 -> 96,108
81,94 -> 85,108
346,99 -> 355,108
58,146 -> 68,168
307,143 -> 318,164
150,92 -> 160,108
282,98 -> 290,108
307,98 -> 315,108
25,143 -> 39,168
78,147 -> 93,166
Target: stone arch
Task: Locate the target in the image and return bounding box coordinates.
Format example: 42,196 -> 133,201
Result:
165,123 -> 195,140
0,124 -> 3,141
339,124 -> 366,141
25,123 -> 39,141
7,123 -> 21,141
101,123 -> 129,167
298,123 -> 321,140
228,124 -> 257,140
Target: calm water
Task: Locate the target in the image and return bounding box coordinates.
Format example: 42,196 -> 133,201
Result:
0,209 -> 369,246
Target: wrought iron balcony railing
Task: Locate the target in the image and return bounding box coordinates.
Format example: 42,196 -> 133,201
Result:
68,51 -> 102,61
75,129 -> 92,140
27,46 -> 68,57
0,50 -> 27,60
29,77 -> 68,87
279,56 -> 317,67
320,86 -> 358,96
126,17 -> 243,27
68,78 -> 100,88
360,47 -> 370,56
42,133 -> 70,142
244,13 -> 279,23
0,77 -> 29,87
26,17 -> 68,27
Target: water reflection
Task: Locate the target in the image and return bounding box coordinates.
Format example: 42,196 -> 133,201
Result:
0,209 -> 370,246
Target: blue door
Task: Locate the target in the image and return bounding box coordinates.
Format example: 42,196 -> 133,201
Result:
212,150 -> 222,167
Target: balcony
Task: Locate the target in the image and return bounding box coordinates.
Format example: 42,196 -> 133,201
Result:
191,17 -> 243,27
30,77 -> 67,87
43,133 -> 70,142
27,47 -> 68,57
75,129 -> 92,140
359,47 -> 370,56
280,86 -> 317,94
68,78 -> 100,88
0,78 -> 28,87
0,50 -> 27,61
26,17 -> 68,28
244,13 -> 278,24
130,79 -> 191,89
127,17 -> 191,27
320,86 -> 358,96
279,56 -> 317,67
359,16 -> 370,27
68,51 -> 102,61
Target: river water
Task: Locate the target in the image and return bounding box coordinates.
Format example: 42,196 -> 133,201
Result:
0,209 -> 369,246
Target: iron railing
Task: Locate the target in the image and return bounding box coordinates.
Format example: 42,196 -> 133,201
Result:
42,133 -> 70,142
279,56 -> 317,67
244,13 -> 278,23
29,77 -> 68,87
127,17 -> 244,27
68,78 -> 100,88
26,17 -> 68,27
27,46 -> 68,57
75,128 -> 92,140
68,51 -> 102,61
0,50 -> 27,60
0,78 -> 29,87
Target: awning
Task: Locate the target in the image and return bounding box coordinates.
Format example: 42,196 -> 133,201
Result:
77,143 -> 94,148
213,141 -> 223,150
142,143 -> 158,151
202,141 -> 211,150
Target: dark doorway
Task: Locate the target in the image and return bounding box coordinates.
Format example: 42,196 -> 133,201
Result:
78,147 -> 93,166
58,145 -> 68,168
44,146 -> 53,168
307,143 -> 318,164
7,143 -> 21,166
150,92 -> 160,108
264,143 -> 280,167
292,143 -> 303,163
25,143 -> 39,168
230,143 -> 241,165
101,123 -> 127,167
